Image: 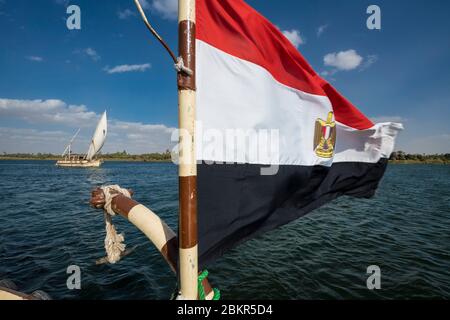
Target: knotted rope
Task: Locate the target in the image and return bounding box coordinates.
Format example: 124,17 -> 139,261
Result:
174,57 -> 193,76
100,185 -> 131,264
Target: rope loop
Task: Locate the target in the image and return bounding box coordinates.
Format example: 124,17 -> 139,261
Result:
100,185 -> 131,264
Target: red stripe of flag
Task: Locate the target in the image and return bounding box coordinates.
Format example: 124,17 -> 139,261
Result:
196,0 -> 374,130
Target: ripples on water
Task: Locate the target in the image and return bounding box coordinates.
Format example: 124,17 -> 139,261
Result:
0,161 -> 449,299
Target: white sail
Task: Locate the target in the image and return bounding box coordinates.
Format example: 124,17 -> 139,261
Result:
86,111 -> 107,161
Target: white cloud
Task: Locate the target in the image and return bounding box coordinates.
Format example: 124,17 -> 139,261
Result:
324,50 -> 363,71
370,116 -> 406,123
360,54 -> 378,71
118,8 -> 136,20
0,98 -> 97,127
322,51 -> 377,76
0,98 -> 175,154
320,69 -> 337,77
104,63 -> 151,74
319,69 -> 338,82
0,127 -> 69,154
108,120 -> 175,154
151,0 -> 178,20
79,48 -> 101,61
281,29 -> 305,48
399,134 -> 450,154
26,56 -> 43,62
139,0 -> 151,9
317,24 -> 328,37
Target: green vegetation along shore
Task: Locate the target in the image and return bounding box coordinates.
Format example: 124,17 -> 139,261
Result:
0,151 -> 172,162
389,151 -> 450,164
0,151 -> 449,164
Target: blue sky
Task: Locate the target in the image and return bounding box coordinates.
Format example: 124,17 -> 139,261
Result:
0,0 -> 449,154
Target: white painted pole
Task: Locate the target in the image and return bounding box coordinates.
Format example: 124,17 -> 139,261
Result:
177,0 -> 198,300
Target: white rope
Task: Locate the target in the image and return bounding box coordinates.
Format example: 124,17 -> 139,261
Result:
134,0 -> 193,76
100,185 -> 131,264
175,57 -> 193,76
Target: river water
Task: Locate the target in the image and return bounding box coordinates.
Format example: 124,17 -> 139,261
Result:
0,161 -> 449,299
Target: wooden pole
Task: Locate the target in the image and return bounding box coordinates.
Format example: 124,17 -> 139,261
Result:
177,0 -> 198,300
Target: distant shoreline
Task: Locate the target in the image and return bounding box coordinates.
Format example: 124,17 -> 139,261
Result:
1,151 -> 449,164
0,157 -> 448,165
0,152 -> 173,163
389,160 -> 449,164
0,157 -> 172,163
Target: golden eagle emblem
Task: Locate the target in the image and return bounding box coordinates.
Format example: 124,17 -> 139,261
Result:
314,111 -> 336,158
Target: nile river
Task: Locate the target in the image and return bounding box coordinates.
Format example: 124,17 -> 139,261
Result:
0,161 -> 449,299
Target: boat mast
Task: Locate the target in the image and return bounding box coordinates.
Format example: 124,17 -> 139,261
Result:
177,0 -> 198,300
62,128 -> 80,159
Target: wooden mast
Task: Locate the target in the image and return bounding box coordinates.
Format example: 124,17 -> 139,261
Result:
177,0 -> 198,300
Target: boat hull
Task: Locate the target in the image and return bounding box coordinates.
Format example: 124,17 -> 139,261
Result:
56,159 -> 103,168
0,287 -> 33,300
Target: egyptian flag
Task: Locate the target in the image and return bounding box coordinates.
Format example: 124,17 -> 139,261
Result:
195,0 -> 403,266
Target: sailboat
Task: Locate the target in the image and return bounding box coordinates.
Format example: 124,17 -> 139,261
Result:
56,111 -> 108,168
